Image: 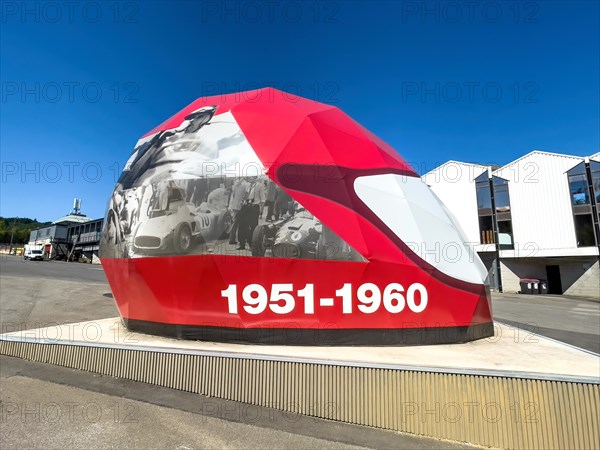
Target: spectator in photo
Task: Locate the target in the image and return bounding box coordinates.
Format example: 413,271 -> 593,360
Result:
253,177 -> 266,217
228,177 -> 250,244
158,181 -> 171,210
274,187 -> 293,220
186,178 -> 208,207
111,189 -> 132,237
139,184 -> 154,222
186,179 -> 195,203
195,179 -> 209,206
236,178 -> 263,250
121,190 -> 140,235
265,179 -> 277,221
288,200 -> 297,216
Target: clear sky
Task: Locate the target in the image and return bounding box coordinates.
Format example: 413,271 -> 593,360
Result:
1,1 -> 598,221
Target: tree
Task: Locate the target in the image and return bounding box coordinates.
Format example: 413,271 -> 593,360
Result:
0,217 -> 53,244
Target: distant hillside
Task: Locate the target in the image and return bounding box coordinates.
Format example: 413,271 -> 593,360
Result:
0,217 -> 52,244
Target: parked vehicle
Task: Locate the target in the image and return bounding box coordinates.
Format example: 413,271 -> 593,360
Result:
132,184 -> 232,255
251,210 -> 323,259
133,204 -> 231,255
24,244 -> 44,261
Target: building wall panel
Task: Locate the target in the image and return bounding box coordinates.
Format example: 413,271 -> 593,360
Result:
500,260 -> 547,292
563,260 -> 600,298
422,162 -> 487,246
494,152 -> 585,255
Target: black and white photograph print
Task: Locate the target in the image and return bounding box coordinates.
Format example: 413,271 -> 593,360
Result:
100,175 -> 364,262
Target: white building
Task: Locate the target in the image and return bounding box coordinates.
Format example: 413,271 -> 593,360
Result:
423,151 -> 600,298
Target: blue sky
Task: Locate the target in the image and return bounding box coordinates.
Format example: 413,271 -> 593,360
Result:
1,1 -> 598,221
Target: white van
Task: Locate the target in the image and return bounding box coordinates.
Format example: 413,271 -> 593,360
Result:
24,245 -> 44,261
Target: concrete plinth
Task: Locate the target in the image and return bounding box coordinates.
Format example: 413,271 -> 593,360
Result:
2,319 -> 598,450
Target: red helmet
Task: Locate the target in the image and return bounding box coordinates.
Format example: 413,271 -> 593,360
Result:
101,88 -> 493,345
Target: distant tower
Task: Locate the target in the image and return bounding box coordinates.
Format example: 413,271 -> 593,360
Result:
71,198 -> 82,215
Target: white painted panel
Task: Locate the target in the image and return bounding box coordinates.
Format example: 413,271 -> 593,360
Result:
354,174 -> 488,285
422,162 -> 487,247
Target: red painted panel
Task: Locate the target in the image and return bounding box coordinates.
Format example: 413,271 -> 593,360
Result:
102,255 -> 491,330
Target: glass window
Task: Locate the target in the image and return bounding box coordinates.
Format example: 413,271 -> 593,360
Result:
475,173 -> 492,210
574,214 -> 596,247
568,174 -> 590,205
476,185 -> 492,209
493,176 -> 511,212
497,220 -> 514,250
479,216 -> 494,244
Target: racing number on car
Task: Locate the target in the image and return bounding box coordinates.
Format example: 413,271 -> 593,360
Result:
220,283 -> 428,315
199,216 -> 211,229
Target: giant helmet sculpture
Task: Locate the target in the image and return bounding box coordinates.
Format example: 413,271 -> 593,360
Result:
100,88 -> 493,345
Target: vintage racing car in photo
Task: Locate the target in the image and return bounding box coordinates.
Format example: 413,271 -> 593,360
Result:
251,209 -> 321,259
132,185 -> 232,255
251,207 -> 361,261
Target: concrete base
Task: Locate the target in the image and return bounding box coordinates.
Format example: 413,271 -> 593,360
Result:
1,318 -> 598,382
1,319 -> 599,449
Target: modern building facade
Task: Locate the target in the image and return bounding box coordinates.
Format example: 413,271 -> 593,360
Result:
423,151 -> 600,298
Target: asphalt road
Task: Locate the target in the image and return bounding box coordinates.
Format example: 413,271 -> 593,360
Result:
0,255 -> 115,333
0,255 -> 107,284
493,292 -> 600,354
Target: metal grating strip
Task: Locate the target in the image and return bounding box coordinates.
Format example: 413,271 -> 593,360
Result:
1,340 -> 598,450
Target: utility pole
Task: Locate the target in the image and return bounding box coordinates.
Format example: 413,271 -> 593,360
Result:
8,219 -> 16,255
